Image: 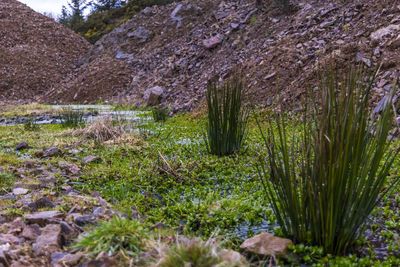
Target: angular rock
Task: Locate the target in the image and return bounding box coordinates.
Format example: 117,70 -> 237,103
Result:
389,34 -> 400,49
115,50 -> 134,61
219,249 -> 247,265
51,252 -> 68,266
0,234 -> 21,245
127,26 -> 152,43
55,252 -> 83,266
83,155 -> 101,164
12,187 -> 29,196
28,196 -> 56,211
21,224 -> 41,240
42,147 -> 61,158
59,161 -> 80,175
170,3 -> 201,28
82,252 -> 116,267
59,221 -> 78,241
0,243 -> 11,267
32,224 -> 62,256
203,34 -> 224,49
141,7 -> 153,16
24,211 -> 63,226
74,214 -> 96,226
143,86 -> 165,106
5,218 -> 25,235
370,24 -> 400,43
15,142 -> 30,151
240,232 -> 293,257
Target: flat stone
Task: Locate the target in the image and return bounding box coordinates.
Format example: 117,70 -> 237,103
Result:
24,211 -> 63,226
371,24 -> 400,43
27,196 -> 56,211
69,213 -> 96,226
21,224 -> 41,240
12,188 -> 29,196
59,162 -> 80,175
203,34 -> 224,49
57,252 -> 83,266
219,249 -> 247,265
127,26 -> 152,43
240,232 -> 293,257
0,244 -> 11,267
32,224 -> 62,256
83,155 -> 101,164
0,234 -> 21,245
42,147 -> 61,158
15,142 -> 30,151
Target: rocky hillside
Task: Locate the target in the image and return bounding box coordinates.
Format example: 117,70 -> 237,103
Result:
0,0 -> 91,101
43,0 -> 400,111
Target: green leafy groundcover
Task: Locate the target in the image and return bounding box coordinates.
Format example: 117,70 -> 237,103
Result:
0,110 -> 399,265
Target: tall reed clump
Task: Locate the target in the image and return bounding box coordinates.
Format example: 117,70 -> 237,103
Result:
258,67 -> 399,255
60,108 -> 85,128
152,106 -> 169,123
205,73 -> 249,156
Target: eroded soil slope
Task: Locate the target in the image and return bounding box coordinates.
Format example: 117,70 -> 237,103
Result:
0,0 -> 91,101
45,0 -> 400,111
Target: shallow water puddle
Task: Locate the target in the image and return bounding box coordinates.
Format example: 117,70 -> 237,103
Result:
0,105 -> 149,126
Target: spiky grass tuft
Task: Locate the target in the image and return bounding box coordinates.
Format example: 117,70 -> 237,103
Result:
152,106 -> 169,123
205,73 -> 249,156
258,67 -> 399,255
74,217 -> 148,257
60,108 -> 85,128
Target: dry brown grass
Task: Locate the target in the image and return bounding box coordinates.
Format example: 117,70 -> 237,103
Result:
73,118 -> 124,143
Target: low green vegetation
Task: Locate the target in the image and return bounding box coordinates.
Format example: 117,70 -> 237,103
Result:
0,172 -> 16,194
205,74 -> 249,156
74,217 -> 149,256
24,118 -> 40,131
159,240 -> 220,267
0,88 -> 399,265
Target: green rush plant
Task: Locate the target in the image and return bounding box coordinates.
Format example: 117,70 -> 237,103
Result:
257,67 -> 399,255
152,106 -> 169,123
205,74 -> 249,156
60,108 -> 85,128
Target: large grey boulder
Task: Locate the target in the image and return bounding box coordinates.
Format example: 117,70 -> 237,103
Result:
143,86 -> 165,106
127,26 -> 152,43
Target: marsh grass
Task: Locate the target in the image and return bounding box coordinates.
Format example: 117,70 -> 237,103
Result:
152,106 -> 169,123
74,217 -> 148,257
258,67 -> 399,254
23,118 -> 40,131
0,172 -> 15,194
205,73 -> 249,156
60,108 -> 85,128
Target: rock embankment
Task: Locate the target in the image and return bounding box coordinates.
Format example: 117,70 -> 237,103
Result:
45,0 -> 400,112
